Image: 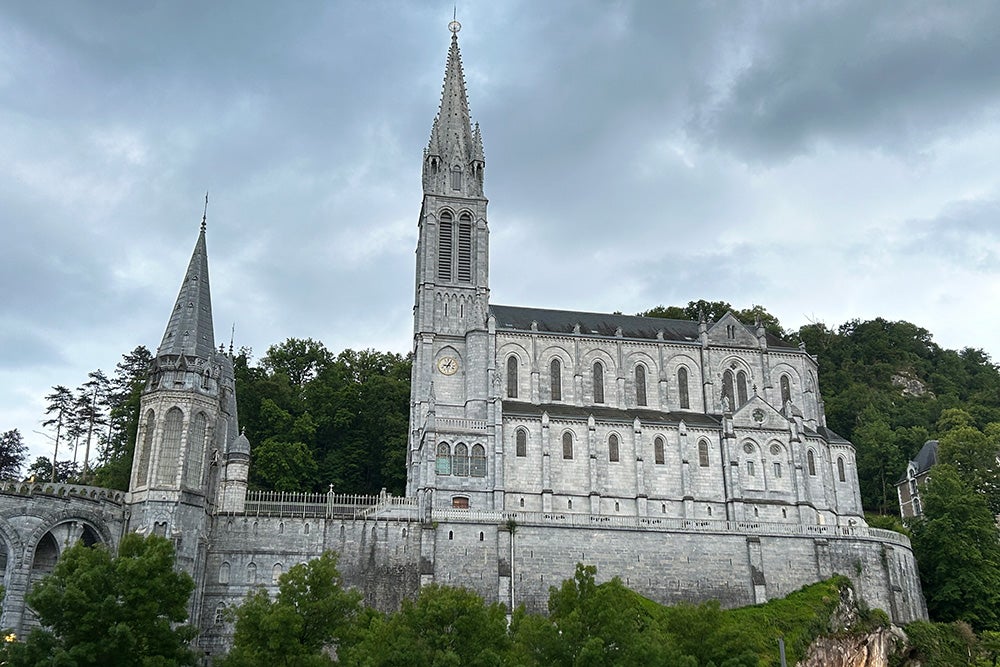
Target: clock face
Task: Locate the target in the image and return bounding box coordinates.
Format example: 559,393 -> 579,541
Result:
437,356 -> 459,375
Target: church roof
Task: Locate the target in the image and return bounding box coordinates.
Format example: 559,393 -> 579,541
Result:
490,304 -> 796,348
503,401 -> 721,429
156,223 -> 216,360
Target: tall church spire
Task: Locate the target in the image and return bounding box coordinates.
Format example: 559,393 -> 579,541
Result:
157,211 -> 215,360
423,21 -> 485,197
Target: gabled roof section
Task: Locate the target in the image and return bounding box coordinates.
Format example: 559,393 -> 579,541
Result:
732,395 -> 787,430
157,225 -> 215,360
708,312 -> 761,348
490,304 -> 797,348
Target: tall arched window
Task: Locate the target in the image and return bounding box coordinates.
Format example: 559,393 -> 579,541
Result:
214,603 -> 226,625
457,212 -> 472,283
515,429 -> 527,457
136,409 -> 155,487
437,210 -> 453,282
272,563 -> 283,584
156,407 -> 184,485
550,358 -> 562,401
436,443 -> 452,475
471,444 -> 486,477
219,562 -> 230,585
184,412 -> 207,488
780,375 -> 792,406
654,436 -> 665,465
562,432 -> 574,460
608,434 -> 620,462
736,370 -> 749,407
678,367 -> 690,409
247,562 -> 257,585
507,356 -> 518,399
837,456 -> 846,482
450,165 -> 462,190
635,365 -> 647,407
807,449 -> 816,476
453,443 -> 470,476
722,370 -> 735,411
698,440 -> 710,467
593,362 -> 604,404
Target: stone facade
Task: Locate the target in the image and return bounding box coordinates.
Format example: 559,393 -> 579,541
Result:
0,24 -> 926,658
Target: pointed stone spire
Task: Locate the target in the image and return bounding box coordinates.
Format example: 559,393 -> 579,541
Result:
157,205 -> 216,360
422,21 -> 485,197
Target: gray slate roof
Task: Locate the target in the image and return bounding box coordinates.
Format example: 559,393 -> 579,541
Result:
157,226 -> 216,360
503,401 -> 721,428
490,304 -> 796,348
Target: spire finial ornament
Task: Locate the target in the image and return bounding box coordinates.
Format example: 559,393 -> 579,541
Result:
201,191 -> 209,232
448,6 -> 461,36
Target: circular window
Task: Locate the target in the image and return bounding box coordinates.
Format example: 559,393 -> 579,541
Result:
770,444 -> 782,456
743,443 -> 754,454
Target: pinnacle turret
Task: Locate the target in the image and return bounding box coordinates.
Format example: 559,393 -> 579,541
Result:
423,26 -> 485,197
156,222 -> 215,360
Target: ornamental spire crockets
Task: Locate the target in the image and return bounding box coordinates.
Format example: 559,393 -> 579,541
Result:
156,202 -> 216,360
423,19 -> 485,197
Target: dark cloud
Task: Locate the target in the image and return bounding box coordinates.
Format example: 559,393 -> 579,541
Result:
687,2 -> 1000,162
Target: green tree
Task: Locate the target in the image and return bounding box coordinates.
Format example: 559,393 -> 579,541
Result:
90,346 -> 151,490
224,551 -> 361,667
852,407 -> 905,514
0,428 -> 28,479
250,439 -> 319,492
909,465 -> 1000,631
510,563 -> 693,667
41,385 -> 73,482
935,410 -> 1000,515
9,533 -> 196,666
345,584 -> 510,667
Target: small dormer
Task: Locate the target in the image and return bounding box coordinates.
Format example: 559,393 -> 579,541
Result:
707,312 -> 758,348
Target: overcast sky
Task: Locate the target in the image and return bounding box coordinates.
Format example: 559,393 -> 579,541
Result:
3,1 -> 1000,466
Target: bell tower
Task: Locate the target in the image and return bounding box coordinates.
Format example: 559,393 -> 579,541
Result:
408,21 -> 496,510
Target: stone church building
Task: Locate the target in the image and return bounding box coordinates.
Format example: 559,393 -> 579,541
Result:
0,24 -> 925,657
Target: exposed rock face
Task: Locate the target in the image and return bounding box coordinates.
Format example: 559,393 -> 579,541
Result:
892,371 -> 931,397
797,583 -> 907,667
798,627 -> 905,667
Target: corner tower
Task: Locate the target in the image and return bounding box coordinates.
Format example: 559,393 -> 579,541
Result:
408,22 -> 496,511
128,209 -> 239,590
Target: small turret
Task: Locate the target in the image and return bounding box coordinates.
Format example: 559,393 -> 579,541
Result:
219,431 -> 250,513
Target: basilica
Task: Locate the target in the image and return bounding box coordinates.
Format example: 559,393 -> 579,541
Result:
0,23 -> 925,655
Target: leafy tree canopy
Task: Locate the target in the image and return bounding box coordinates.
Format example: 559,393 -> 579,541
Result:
0,428 -> 27,479
8,533 -> 196,667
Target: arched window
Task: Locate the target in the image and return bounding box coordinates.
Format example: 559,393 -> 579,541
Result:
678,367 -> 690,409
736,370 -> 749,407
515,429 -> 527,457
807,450 -> 816,476
136,409 -> 154,487
654,436 -> 665,465
457,213 -> 472,283
837,457 -> 846,482
507,356 -> 518,399
272,563 -> 283,584
214,602 -> 226,625
780,375 -> 791,406
773,462 -> 783,478
608,434 -> 620,462
184,411 -> 207,488
156,407 -> 184,485
635,365 -> 647,406
247,562 -> 257,585
451,165 -> 462,190
550,358 -> 562,401
453,443 -> 470,476
747,460 -> 755,476
698,440 -> 710,467
219,561 -> 230,585
471,444 -> 486,477
722,370 -> 735,411
436,443 -> 452,475
593,362 -> 604,404
437,210 -> 453,282
562,432 -> 574,460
